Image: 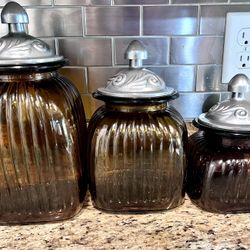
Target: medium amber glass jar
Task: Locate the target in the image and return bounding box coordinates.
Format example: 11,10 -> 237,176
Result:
88,40 -> 187,212
187,74 -> 250,213
0,2 -> 87,223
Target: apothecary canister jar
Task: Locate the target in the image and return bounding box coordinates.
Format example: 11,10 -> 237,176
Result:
0,2 -> 87,223
187,74 -> 250,213
88,40 -> 188,212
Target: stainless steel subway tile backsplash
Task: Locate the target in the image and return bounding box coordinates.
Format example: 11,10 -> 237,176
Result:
200,5 -> 250,35
26,8 -> 83,37
115,38 -> 168,65
0,1 -> 248,120
58,39 -> 112,66
42,38 -> 56,51
0,0 -> 52,6
196,65 -> 227,92
230,0 -> 250,2
170,37 -> 224,65
0,24 -> 7,37
172,0 -> 226,3
114,0 -> 169,4
86,7 -> 140,36
88,67 -> 122,93
59,67 -> 88,94
54,0 -> 111,5
143,6 -> 198,35
81,94 -> 103,120
170,92 -> 220,120
148,66 -> 196,92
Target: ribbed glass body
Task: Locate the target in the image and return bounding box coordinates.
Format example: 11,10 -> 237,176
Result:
88,103 -> 187,212
187,130 -> 250,213
0,71 -> 87,224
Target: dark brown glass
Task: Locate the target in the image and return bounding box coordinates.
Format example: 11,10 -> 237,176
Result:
0,71 -> 87,224
88,103 -> 187,212
187,130 -> 250,213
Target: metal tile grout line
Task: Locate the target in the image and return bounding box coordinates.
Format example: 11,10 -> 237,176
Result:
194,65 -> 198,90
3,3 -> 250,8
111,37 -> 116,67
82,7 -> 86,37
96,3 -> 248,6
84,67 -> 89,94
55,38 -> 59,55
140,6 -> 143,36
82,64 -> 222,68
166,37 -> 170,65
47,35 -> 224,39
197,5 -> 201,35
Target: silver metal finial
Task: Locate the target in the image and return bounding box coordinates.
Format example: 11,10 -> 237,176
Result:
125,40 -> 148,68
228,73 -> 250,100
1,2 -> 28,33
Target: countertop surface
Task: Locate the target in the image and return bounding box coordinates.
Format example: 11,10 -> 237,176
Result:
0,196 -> 250,250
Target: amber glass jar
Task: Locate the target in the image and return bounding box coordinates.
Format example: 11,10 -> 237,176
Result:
88,40 -> 187,212
0,71 -> 87,223
88,102 -> 187,212
187,130 -> 250,213
187,74 -> 250,213
0,2 -> 87,223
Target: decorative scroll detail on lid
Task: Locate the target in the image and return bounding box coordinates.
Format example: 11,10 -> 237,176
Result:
106,69 -> 165,92
96,40 -> 176,99
208,103 -> 248,120
0,1 -> 63,66
0,38 -> 50,57
197,74 -> 250,132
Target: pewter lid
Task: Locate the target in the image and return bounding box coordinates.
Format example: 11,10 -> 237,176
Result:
0,1 -> 63,66
96,40 -> 176,99
196,74 -> 250,132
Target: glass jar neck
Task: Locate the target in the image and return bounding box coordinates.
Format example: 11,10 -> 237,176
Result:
106,102 -> 168,112
221,136 -> 250,149
204,131 -> 250,149
0,71 -> 56,82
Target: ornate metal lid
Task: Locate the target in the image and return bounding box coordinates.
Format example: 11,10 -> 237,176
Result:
0,1 -> 63,66
196,74 -> 250,132
96,40 -> 177,99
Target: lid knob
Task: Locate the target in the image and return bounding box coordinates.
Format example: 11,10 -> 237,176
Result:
125,40 -> 148,69
0,1 -> 64,66
228,73 -> 250,100
1,1 -> 28,33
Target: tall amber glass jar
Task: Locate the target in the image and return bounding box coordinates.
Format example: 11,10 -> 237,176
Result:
187,74 -> 250,213
0,2 -> 87,224
88,40 -> 187,212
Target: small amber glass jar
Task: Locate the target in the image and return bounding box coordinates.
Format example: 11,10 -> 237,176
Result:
187,74 -> 250,213
0,2 -> 87,223
88,40 -> 187,212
